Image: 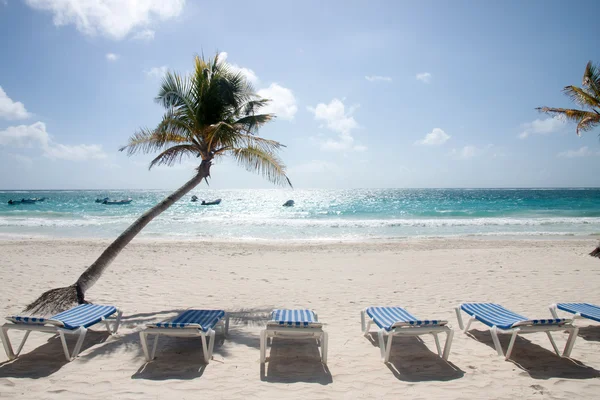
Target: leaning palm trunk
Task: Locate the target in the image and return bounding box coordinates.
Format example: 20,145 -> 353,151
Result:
24,160 -> 212,315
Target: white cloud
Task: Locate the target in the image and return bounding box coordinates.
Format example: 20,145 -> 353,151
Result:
416,72 -> 432,83
519,117 -> 565,139
218,52 -> 258,84
106,53 -> 119,61
307,98 -> 366,152
145,65 -> 168,78
132,29 -> 155,40
365,75 -> 392,82
8,154 -> 33,167
450,144 -> 493,160
257,83 -> 297,120
0,122 -> 107,161
415,128 -> 450,146
0,86 -> 31,120
44,143 -> 107,161
557,146 -> 599,158
25,0 -> 185,40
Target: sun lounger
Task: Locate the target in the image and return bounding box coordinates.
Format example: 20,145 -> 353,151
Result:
260,309 -> 328,364
0,304 -> 122,361
139,309 -> 229,364
361,306 -> 454,362
455,302 -> 578,360
550,303 -> 600,324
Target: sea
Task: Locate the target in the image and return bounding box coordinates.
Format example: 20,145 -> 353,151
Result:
2,189 -> 600,241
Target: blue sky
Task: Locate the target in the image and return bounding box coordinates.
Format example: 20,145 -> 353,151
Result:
1,0 -> 599,189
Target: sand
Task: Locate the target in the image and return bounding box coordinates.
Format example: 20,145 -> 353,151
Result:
1,237 -> 600,399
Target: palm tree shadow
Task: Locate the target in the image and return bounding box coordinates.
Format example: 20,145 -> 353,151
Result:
260,338 -> 332,384
365,333 -> 464,382
467,329 -> 600,380
576,325 -> 600,342
0,330 -> 110,378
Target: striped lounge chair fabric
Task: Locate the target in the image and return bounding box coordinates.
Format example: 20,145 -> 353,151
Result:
366,306 -> 448,331
269,309 -> 322,327
455,302 -> 578,360
149,309 -> 225,331
361,306 -> 454,362
260,308 -> 328,364
553,303 -> 600,323
1,303 -> 122,362
140,309 -> 229,364
460,303 -> 567,330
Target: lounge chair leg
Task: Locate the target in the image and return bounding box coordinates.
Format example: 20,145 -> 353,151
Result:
260,329 -> 267,363
563,327 -> 578,358
490,326 -> 504,357
442,328 -> 454,361
321,331 -> 328,364
201,329 -> 215,364
224,313 -> 230,337
70,327 -> 88,360
505,329 -> 519,360
377,329 -> 386,361
151,334 -> 160,360
58,331 -> 71,361
549,304 -> 559,319
455,307 -> 464,330
139,332 -> 150,361
384,333 -> 393,363
546,331 -> 560,356
0,326 -> 16,360
433,333 -> 442,356
360,310 -> 366,333
464,316 -> 475,333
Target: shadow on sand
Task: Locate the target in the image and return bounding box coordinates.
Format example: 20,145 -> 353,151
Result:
576,325 -> 600,342
468,329 -> 600,380
365,333 -> 464,382
260,338 -> 332,384
0,331 -> 110,378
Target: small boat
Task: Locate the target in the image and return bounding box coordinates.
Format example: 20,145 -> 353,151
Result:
32,197 -> 46,202
103,198 -> 132,205
95,197 -> 109,203
201,198 -> 221,206
7,199 -> 17,205
191,195 -> 199,202
282,200 -> 295,207
20,198 -> 37,204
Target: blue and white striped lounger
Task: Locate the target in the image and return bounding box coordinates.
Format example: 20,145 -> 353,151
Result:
550,303 -> 600,324
260,309 -> 328,364
0,304 -> 122,361
455,302 -> 578,360
361,306 -> 454,362
139,309 -> 229,364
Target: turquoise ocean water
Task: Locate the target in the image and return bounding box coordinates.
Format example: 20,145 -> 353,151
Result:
2,189 -> 600,241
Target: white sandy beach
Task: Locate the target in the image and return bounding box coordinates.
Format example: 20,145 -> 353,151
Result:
1,237 -> 600,399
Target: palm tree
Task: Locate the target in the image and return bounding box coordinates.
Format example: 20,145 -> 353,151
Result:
538,60 -> 600,258
537,61 -> 600,135
25,53 -> 292,314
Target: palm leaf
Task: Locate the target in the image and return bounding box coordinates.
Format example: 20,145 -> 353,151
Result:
148,144 -> 199,169
230,146 -> 292,187
583,61 -> 600,99
562,85 -> 600,110
119,128 -> 190,156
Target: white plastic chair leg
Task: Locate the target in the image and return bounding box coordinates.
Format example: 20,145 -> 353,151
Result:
150,334 -> 159,360
260,329 -> 267,363
464,316 -> 475,333
433,333 -> 442,356
549,305 -> 559,319
377,329 -> 386,360
442,329 -> 454,361
201,329 -> 215,364
384,333 -> 393,363
505,329 -> 519,360
490,326 -> 504,356
70,327 -> 88,359
563,327 -> 578,357
321,331 -> 328,364
546,331 -> 560,356
455,307 -> 464,330
139,331 -> 150,361
0,326 -> 17,360
360,310 -> 367,333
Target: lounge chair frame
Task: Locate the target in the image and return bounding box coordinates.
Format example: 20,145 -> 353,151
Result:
455,305 -> 578,360
139,313 -> 229,364
0,309 -> 122,361
549,303 -> 600,324
260,312 -> 328,364
361,309 -> 454,363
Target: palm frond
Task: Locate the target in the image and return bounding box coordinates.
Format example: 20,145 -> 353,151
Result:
562,85 -> 600,110
537,107 -> 600,136
148,144 -> 199,169
583,61 -> 600,99
119,128 -> 191,156
230,146 -> 292,187
576,115 -> 600,135
233,113 -> 275,135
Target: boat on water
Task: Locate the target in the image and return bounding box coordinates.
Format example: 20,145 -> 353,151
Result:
102,198 -> 132,205
191,195 -> 199,202
283,200 -> 295,207
95,197 -> 109,203
8,197 -> 46,205
201,198 -> 221,205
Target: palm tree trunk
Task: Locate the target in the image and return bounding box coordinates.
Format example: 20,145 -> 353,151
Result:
25,160 -> 212,315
